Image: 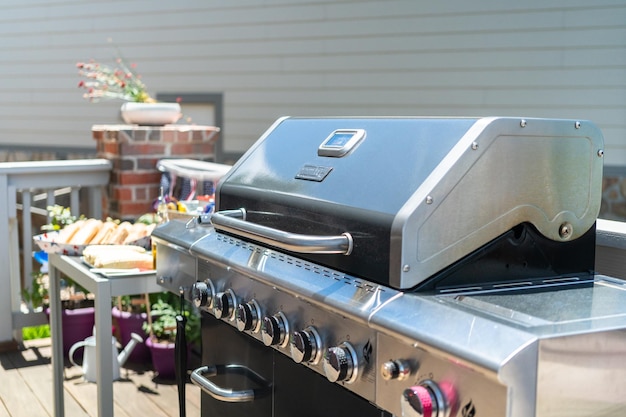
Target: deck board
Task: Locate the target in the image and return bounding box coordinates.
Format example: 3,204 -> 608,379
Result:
0,338 -> 200,417
0,345 -> 52,417
4,342 -> 89,417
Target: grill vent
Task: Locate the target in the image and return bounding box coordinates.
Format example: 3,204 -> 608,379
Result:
215,233 -> 382,294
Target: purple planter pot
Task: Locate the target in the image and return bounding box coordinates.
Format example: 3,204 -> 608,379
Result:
146,336 -> 176,379
111,306 -> 150,363
46,307 -> 95,358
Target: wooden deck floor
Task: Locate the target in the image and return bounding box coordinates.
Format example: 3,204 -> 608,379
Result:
0,338 -> 200,417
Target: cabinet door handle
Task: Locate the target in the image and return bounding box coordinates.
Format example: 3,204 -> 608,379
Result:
190,364 -> 271,403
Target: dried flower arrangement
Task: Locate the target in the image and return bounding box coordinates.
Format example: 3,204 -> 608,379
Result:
76,57 -> 155,103
76,42 -> 189,125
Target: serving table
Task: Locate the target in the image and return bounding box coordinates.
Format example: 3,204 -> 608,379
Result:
48,254 -> 163,417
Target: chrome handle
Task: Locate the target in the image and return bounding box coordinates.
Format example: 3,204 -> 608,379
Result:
190,364 -> 271,403
211,209 -> 353,255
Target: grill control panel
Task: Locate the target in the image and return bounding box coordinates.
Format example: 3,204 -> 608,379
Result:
193,257 -> 378,403
376,332 -> 507,417
158,232 -> 512,416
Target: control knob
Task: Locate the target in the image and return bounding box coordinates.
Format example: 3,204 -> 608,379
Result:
236,300 -> 261,332
401,380 -> 457,417
290,326 -> 322,364
381,359 -> 411,381
213,289 -> 237,320
322,342 -> 358,384
261,312 -> 289,347
191,281 -> 215,309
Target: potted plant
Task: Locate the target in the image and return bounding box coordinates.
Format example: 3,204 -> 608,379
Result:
143,293 -> 200,379
111,294 -> 151,364
76,46 -> 184,126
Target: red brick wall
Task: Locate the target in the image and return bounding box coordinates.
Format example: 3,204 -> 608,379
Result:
93,124 -> 220,220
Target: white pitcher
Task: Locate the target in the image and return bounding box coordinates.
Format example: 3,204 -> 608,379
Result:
69,331 -> 143,382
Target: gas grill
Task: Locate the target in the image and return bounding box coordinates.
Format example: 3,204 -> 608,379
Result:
151,117 -> 626,417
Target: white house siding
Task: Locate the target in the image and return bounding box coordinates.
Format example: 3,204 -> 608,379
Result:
0,0 -> 624,165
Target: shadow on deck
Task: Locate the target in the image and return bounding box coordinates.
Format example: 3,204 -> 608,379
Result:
0,338 -> 200,417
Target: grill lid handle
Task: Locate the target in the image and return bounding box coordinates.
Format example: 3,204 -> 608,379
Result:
211,209 -> 353,255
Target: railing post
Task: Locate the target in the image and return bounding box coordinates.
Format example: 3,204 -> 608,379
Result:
21,190 -> 33,313
0,173 -> 13,347
8,185 -> 21,340
87,186 -> 103,220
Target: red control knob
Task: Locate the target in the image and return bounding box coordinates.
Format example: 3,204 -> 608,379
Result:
401,380 -> 456,417
402,385 -> 434,417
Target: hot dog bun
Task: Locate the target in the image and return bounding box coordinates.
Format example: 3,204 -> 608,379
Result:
55,218 -> 154,246
56,220 -> 85,243
89,220 -> 117,245
68,218 -> 102,245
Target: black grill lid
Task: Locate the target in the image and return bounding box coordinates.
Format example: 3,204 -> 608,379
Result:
213,117 -> 604,289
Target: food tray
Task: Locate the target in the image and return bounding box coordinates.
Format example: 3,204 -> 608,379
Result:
33,231 -> 151,257
81,257 -> 155,278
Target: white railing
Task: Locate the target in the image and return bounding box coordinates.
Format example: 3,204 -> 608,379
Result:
0,159 -> 111,345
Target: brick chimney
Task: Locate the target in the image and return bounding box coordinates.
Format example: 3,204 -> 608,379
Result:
93,124 -> 220,221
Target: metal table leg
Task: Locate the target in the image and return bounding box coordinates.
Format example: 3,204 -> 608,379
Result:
48,259 -> 65,417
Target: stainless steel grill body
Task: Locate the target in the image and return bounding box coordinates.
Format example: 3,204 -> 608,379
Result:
372,276 -> 626,417
151,116 -> 624,417
153,221 -> 626,417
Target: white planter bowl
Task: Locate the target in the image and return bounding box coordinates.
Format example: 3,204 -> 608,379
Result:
120,102 -> 182,126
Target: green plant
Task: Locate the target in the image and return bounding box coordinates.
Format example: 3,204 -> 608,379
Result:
22,324 -> 50,340
41,205 -> 81,232
143,293 -> 200,345
22,272 -> 48,310
115,294 -> 148,314
77,55 -> 154,103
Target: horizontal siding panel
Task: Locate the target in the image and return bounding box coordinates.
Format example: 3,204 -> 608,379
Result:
2,5 -> 625,50
2,39 -> 625,73
0,0 -> 624,168
91,85 -> 615,101
35,23 -> 626,53
3,68 -> 620,101
217,88 -> 625,110
3,2 -> 623,35
1,54 -> 624,86
5,54 -> 618,91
